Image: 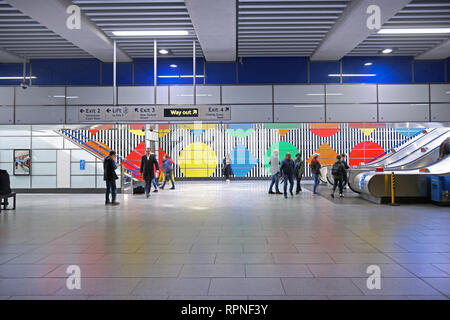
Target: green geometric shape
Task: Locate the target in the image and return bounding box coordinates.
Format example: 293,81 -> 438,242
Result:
264,123 -> 303,130
264,141 -> 300,175
226,128 -> 255,138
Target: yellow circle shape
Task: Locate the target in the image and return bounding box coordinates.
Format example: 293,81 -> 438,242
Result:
179,142 -> 217,177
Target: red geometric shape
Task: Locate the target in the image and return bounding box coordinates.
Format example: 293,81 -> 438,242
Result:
88,130 -> 99,136
310,123 -> 340,137
129,124 -> 145,130
349,141 -> 385,166
124,141 -> 145,181
158,147 -> 173,172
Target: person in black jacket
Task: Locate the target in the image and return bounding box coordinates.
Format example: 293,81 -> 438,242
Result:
140,148 -> 160,198
310,153 -> 321,194
341,153 -> 350,189
280,152 -> 295,199
331,155 -> 346,199
103,151 -> 119,205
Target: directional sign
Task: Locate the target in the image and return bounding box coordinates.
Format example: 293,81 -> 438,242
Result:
78,105 -> 230,122
80,160 -> 85,170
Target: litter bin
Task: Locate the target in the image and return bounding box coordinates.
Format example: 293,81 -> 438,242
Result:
430,176 -> 450,205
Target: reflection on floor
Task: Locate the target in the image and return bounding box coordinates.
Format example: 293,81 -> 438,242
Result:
0,181 -> 449,300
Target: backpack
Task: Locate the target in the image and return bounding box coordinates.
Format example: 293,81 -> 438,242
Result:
331,161 -> 343,176
133,186 -> 145,194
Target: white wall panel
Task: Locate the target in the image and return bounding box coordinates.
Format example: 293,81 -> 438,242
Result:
0,137 -> 30,149
326,104 -> 377,122
57,149 -> 70,188
15,106 -> 65,124
31,126 -> 61,136
15,87 -> 65,105
230,104 -> 272,122
67,87 -> 113,105
170,86 -> 194,104
71,161 -> 96,175
222,85 -> 272,104
196,86 -> 220,104
71,149 -> 96,162
0,150 -> 13,162
274,104 -> 324,122
0,125 -> 30,136
431,104 -> 450,122
10,175 -> 30,188
118,86 -> 168,104
96,175 -> 120,189
32,176 -> 57,188
32,136 -> 63,149
430,84 -> 450,103
0,106 -> 13,124
379,104 -> 430,122
32,163 -> 57,175
0,162 -> 13,173
325,84 -> 377,103
31,150 -> 57,162
378,84 -> 429,103
274,85 -> 324,103
71,175 -> 96,188
0,87 -> 14,106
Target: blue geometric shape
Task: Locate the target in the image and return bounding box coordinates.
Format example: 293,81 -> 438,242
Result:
190,129 -> 205,137
228,123 -> 254,130
395,128 -> 423,137
229,144 -> 258,177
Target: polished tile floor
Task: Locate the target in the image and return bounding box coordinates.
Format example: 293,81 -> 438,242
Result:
0,181 -> 449,300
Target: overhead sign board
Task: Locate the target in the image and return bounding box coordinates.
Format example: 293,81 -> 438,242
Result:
78,105 -> 230,122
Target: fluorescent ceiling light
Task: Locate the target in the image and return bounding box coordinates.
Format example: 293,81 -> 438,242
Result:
169,64 -> 178,68
306,93 -> 342,96
328,74 -> 376,77
378,28 -> 450,34
382,48 -> 393,54
364,62 -> 373,66
112,30 -> 189,36
159,49 -> 169,54
0,76 -> 36,80
158,75 -> 204,78
293,105 -> 324,108
52,95 -> 78,99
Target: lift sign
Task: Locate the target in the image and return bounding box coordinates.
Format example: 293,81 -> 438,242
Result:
164,108 -> 198,118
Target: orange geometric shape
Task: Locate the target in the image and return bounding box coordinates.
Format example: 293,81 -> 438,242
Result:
85,140 -> 110,159
310,123 -> 340,137
307,142 -> 338,166
278,129 -> 290,137
349,141 -> 384,166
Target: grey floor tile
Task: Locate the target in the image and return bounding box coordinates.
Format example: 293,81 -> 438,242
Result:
37,254 -> 106,264
0,254 -> 18,264
219,237 -> 267,244
329,253 -> 395,264
132,278 -> 210,296
190,244 -> 243,253
433,264 -> 450,275
295,244 -> 351,253
45,264 -> 124,278
156,253 -> 216,264
281,278 -> 363,296
215,253 -> 274,264
243,244 -> 298,253
57,278 -> 141,296
9,295 -> 89,300
180,264 -> 244,278
246,264 -> 313,277
88,295 -> 168,300
328,295 -> 409,300
345,244 -> 380,253
273,253 -> 334,264
351,277 -> 441,296
0,278 -> 64,295
248,295 -> 327,300
209,278 -> 284,295
118,265 -> 182,277
0,245 -> 39,254
96,253 -> 160,264
0,264 -> 59,278
308,264 -> 414,278
421,278 -> 450,295
137,244 -> 192,254
406,295 -> 448,300
401,264 -> 450,277
386,253 -> 450,264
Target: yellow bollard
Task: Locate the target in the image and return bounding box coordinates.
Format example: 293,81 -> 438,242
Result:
389,171 -> 400,206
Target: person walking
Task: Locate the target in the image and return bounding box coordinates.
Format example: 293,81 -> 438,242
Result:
268,149 -> 282,194
310,153 -> 321,195
438,137 -> 450,160
223,154 -> 232,182
280,152 -> 295,199
341,153 -> 350,189
161,154 -> 175,190
330,155 -> 346,198
140,148 -> 160,198
103,150 -> 119,205
294,153 -> 305,194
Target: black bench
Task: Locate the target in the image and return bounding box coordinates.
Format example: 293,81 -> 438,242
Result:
0,193 -> 16,212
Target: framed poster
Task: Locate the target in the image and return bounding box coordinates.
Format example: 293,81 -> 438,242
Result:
14,149 -> 31,176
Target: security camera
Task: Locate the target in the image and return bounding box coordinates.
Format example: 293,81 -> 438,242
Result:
20,82 -> 28,89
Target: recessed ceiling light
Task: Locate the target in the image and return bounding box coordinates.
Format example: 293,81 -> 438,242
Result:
378,28 -> 450,34
169,64 -> 178,68
328,74 -> 376,77
364,62 -> 373,66
112,30 -> 189,36
159,49 -> 169,54
382,48 -> 393,54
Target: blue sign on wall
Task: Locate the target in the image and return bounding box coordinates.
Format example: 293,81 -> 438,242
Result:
80,160 -> 85,170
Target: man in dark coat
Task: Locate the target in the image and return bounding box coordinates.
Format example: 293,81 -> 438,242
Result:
280,152 -> 295,199
140,148 -> 160,198
103,151 -> 119,205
